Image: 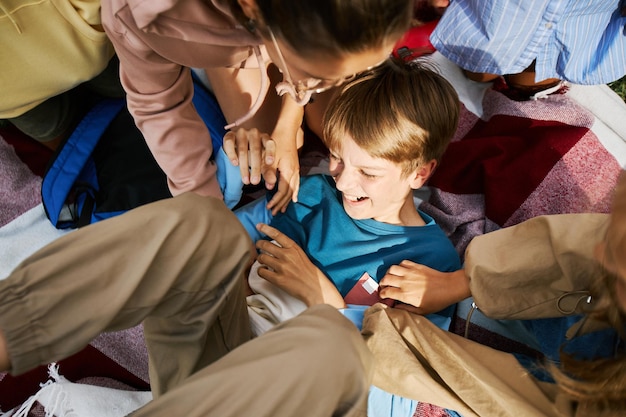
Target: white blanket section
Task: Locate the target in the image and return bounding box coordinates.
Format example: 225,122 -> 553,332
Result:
1,364 -> 151,417
0,204 -> 71,280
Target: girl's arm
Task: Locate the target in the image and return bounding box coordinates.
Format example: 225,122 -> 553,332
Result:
265,95 -> 304,213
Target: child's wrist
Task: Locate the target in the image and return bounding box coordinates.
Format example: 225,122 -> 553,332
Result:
452,268 -> 472,301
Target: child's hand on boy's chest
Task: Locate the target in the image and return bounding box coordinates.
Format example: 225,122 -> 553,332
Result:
378,260 -> 466,315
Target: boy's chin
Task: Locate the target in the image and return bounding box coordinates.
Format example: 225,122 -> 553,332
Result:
342,204 -> 372,220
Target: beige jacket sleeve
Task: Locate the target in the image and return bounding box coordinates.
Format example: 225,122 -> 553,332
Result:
465,213 -> 610,319
362,305 -> 566,417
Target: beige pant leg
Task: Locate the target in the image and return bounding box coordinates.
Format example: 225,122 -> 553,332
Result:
0,193 -> 253,395
132,304 -> 373,417
362,304 -> 564,417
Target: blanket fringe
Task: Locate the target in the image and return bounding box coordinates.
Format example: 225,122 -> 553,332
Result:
2,363 -> 77,417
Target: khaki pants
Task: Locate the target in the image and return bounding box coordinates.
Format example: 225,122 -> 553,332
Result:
7,56 -> 124,143
0,193 -> 372,416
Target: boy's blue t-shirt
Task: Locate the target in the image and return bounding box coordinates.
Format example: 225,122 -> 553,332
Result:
270,175 -> 461,294
236,174 -> 461,327
239,175 -> 460,293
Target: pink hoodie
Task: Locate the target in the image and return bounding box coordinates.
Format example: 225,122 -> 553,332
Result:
102,0 -> 262,198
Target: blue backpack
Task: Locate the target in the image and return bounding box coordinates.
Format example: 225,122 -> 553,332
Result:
41,77 -> 228,229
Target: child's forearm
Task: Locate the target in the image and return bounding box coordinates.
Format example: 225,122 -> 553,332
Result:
449,268 -> 472,304
304,269 -> 347,310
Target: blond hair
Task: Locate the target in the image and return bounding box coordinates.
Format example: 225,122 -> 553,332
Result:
322,59 -> 459,176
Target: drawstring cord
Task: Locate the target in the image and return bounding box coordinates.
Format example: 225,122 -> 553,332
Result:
224,29 -> 314,131
0,2 -> 22,34
556,291 -> 593,315
464,301 -> 478,338
223,45 -> 269,130
266,26 -> 313,105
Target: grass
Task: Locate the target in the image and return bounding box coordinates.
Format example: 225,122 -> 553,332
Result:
609,75 -> 626,103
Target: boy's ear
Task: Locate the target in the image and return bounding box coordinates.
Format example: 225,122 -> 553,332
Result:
409,159 -> 437,190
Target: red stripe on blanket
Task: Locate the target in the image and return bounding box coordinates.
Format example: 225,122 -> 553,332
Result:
0,125 -> 52,178
429,115 -> 587,226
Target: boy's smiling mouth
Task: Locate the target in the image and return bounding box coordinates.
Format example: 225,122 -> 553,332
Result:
343,193 -> 368,203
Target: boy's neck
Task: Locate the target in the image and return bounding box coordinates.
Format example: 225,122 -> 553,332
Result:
382,196 -> 426,227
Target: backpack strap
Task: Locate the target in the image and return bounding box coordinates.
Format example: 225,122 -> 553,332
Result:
41,99 -> 125,228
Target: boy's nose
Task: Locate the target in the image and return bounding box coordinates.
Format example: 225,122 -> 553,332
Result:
334,169 -> 356,192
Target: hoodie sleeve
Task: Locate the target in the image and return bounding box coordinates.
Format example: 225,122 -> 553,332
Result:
101,2 -> 223,199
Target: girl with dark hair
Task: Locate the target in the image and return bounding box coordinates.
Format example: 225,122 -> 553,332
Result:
102,0 -> 413,213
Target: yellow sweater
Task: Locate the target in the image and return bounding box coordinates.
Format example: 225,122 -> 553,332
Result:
0,0 -> 114,118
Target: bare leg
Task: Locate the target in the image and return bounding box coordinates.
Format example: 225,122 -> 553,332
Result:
505,71 -> 560,95
505,61 -> 560,95
462,69 -> 500,83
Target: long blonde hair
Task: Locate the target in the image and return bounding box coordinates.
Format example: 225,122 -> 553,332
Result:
550,273 -> 626,415
550,172 -> 626,415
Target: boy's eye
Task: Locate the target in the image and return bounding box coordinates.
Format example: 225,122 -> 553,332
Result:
360,171 -> 378,179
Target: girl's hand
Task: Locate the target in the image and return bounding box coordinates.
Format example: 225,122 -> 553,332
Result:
263,127 -> 302,215
379,260 -> 470,314
254,223 -> 345,308
263,95 -> 305,215
222,127 -> 298,215
222,128 -> 276,187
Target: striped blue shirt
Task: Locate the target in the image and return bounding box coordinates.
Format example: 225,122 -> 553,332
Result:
430,0 -> 626,84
